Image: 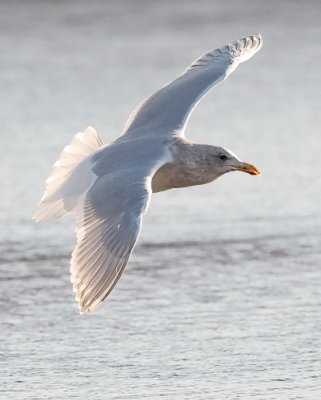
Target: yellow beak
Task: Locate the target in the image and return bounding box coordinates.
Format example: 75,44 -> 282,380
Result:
237,162 -> 260,176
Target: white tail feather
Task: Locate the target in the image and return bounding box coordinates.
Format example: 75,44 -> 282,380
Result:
33,127 -> 104,222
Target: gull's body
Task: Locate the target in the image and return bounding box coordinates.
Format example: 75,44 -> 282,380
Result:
34,35 -> 262,313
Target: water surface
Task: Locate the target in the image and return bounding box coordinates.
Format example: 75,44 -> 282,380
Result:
2,1 -> 321,399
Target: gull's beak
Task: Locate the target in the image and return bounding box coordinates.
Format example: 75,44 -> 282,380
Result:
236,162 -> 260,176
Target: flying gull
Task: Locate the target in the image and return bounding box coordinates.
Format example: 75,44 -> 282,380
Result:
34,34 -> 263,313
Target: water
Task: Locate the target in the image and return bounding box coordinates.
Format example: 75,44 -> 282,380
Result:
2,0 -> 321,398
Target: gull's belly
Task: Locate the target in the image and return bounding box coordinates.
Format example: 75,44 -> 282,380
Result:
151,162 -> 210,193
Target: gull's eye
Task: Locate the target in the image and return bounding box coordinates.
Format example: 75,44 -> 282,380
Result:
219,155 -> 228,161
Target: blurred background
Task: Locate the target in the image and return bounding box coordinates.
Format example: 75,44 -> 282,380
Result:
2,1 -> 321,399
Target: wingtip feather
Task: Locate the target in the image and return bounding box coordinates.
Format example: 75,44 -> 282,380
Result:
78,299 -> 102,314
229,34 -> 263,63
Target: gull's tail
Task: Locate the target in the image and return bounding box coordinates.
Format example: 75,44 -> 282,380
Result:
33,127 -> 104,222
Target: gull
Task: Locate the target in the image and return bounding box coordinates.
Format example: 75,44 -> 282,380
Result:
33,34 -> 262,313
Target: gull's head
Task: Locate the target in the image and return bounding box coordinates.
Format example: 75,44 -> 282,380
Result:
206,146 -> 260,178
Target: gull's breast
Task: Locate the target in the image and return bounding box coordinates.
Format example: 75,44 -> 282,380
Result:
151,161 -> 210,193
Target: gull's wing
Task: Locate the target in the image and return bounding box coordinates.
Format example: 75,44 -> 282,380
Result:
71,139 -> 168,313
122,34 -> 262,137
33,126 -> 168,313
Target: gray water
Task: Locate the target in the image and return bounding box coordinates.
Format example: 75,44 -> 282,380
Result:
2,0 -> 321,399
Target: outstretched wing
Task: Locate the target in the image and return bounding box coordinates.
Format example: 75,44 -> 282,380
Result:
71,141 -> 167,313
122,34 -> 262,137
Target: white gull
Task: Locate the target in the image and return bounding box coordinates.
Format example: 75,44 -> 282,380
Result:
34,34 -> 262,313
